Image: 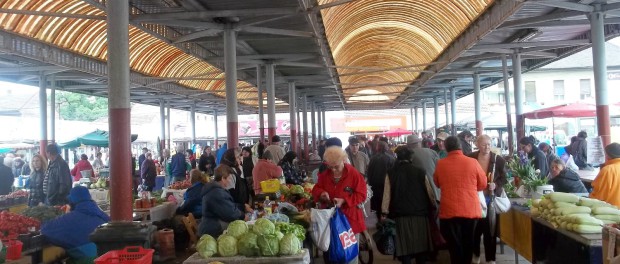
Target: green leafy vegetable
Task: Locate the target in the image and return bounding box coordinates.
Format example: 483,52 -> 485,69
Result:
226,220 -> 248,238
217,234 -> 238,257
290,185 -> 304,195
257,234 -> 280,256
196,235 -> 217,258
253,218 -> 275,235
237,232 -> 259,257
279,233 -> 302,255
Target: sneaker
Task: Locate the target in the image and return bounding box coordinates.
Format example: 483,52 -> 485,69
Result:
472,256 -> 480,264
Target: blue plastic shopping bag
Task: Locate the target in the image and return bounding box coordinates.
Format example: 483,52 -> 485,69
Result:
328,208 -> 359,263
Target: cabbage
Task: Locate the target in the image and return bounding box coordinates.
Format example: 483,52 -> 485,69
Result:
290,185 -> 304,194
196,235 -> 217,258
217,234 -> 238,257
227,220 -> 248,238
237,232 -> 259,257
275,231 -> 284,241
257,234 -> 280,256
279,233 -> 302,255
253,218 -> 275,235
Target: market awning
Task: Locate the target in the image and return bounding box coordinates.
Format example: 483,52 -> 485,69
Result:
523,102 -> 596,119
60,129 -> 138,148
383,128 -> 412,137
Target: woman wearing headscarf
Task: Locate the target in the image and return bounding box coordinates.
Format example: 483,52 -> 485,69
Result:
467,135 -> 508,264
29,154 -> 48,206
220,148 -> 250,210
382,146 -> 434,264
279,151 -> 303,185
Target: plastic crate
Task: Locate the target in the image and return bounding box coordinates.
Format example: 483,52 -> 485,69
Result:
5,240 -> 23,260
260,179 -> 280,193
94,246 -> 154,264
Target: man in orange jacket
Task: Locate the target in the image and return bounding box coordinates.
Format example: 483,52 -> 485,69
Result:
434,136 -> 487,264
590,143 -> 620,207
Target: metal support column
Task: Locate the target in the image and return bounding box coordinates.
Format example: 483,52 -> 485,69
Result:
214,110 -> 219,149
422,102 -> 427,132
311,103 -> 317,152
39,74 -> 47,156
296,98 -> 302,155
302,94 -> 309,161
159,99 -> 166,150
322,110 -> 326,138
50,75 -> 56,142
288,82 -> 297,155
414,106 -> 419,132
257,65 -> 265,142
224,25 -> 238,149
167,102 -> 171,150
450,87 -> 457,136
502,55 -> 515,154
317,106 -> 322,141
410,108 -> 415,131
190,102 -> 196,145
265,63 -> 276,142
444,88 -> 450,134
590,7 -> 611,147
433,96 -> 439,134
474,74 -> 483,136
107,0 -> 132,222
512,51 -> 525,140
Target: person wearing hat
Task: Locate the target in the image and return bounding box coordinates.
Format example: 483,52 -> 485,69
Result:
265,135 -> 286,164
407,134 -> 441,201
41,186 -> 110,263
590,143 -> 620,207
345,137 -> 370,176
430,132 -> 450,159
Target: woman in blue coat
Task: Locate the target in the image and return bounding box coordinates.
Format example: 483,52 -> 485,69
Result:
198,164 -> 252,237
41,186 -> 110,263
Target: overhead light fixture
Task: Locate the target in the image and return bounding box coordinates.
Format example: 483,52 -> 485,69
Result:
515,29 -> 541,42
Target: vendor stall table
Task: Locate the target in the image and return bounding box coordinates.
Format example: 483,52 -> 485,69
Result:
578,168 -> 599,191
532,216 -> 602,263
499,202 -> 533,263
89,189 -> 109,202
183,249 -> 310,264
133,202 -> 176,222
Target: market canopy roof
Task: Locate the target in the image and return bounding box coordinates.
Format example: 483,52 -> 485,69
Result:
0,1 -> 618,112
523,102 -> 596,119
383,128 -> 412,137
60,130 -> 138,148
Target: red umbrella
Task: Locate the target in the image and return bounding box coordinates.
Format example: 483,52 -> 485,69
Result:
523,102 -> 596,119
383,128 -> 412,137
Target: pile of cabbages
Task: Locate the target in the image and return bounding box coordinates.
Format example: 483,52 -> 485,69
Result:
196,218 -> 305,258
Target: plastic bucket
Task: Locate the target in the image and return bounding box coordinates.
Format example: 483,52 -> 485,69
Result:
5,240 -> 22,260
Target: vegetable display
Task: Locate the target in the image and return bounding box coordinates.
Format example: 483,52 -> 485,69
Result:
279,233 -> 302,255
21,206 -> 64,222
257,234 -> 279,256
253,218 -> 275,236
530,192 -> 619,234
217,235 -> 238,257
168,179 -> 191,190
0,211 -> 40,240
226,220 -> 248,239
237,232 -> 259,257
197,235 -> 217,258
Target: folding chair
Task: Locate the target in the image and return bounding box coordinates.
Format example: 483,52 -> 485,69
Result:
182,213 -> 199,249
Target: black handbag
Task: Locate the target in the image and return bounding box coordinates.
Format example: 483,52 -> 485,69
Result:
372,218 -> 396,255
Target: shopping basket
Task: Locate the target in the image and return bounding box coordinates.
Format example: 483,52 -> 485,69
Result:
94,246 -> 154,264
260,179 -> 280,193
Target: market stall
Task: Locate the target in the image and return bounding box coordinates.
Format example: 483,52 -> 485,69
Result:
183,249 -> 310,264
499,203 -> 533,262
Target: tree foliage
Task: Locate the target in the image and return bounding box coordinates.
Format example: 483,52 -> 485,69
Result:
56,92 -> 108,121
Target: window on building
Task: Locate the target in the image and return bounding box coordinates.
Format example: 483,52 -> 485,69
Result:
553,80 -> 565,101
525,81 -> 537,103
580,79 -> 591,100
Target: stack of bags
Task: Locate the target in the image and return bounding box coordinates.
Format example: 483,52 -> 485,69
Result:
531,192 -> 620,234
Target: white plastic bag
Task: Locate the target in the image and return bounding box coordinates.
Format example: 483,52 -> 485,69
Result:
493,189 -> 512,213
311,207 -> 335,252
478,191 -> 488,218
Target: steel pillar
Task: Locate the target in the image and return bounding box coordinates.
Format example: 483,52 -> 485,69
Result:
302,94 -> 309,161
322,110 -> 326,138
317,105 -> 322,140
502,55 -> 515,154
265,63 -> 276,142
311,103 -> 317,152
512,51 -> 525,140
107,0 -> 132,222
590,7 -> 611,147
257,65 -> 265,142
214,110 -> 219,149
39,74 -> 47,156
433,96 -> 439,134
50,75 -> 55,142
159,99 -> 166,150
296,98 -> 302,155
288,82 -> 297,155
474,74 -> 483,136
224,25 -> 238,149
167,102 -> 171,150
422,102 -> 427,132
450,87 -> 457,135
414,106 -> 419,132
410,108 -> 415,131
190,102 -> 196,144
444,88 -> 450,134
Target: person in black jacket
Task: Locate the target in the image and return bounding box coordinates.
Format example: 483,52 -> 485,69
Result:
519,136 -> 549,179
548,159 -> 587,193
457,130 -> 474,155
198,146 -> 216,175
367,141 -> 395,219
43,143 -> 72,206
241,146 -> 255,198
220,148 -> 249,211
0,156 -> 14,195
382,146 -> 433,264
569,131 -> 590,170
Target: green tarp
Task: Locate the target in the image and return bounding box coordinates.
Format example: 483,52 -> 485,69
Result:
60,129 -> 138,148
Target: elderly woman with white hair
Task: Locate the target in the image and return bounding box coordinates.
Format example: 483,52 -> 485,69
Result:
312,146 -> 367,262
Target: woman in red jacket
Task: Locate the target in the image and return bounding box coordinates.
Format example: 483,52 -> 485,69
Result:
71,154 -> 94,182
312,146 -> 367,239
